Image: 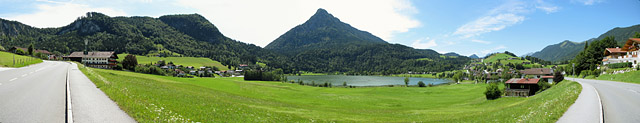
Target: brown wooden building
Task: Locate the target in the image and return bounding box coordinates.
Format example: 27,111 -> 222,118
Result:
505,78 -> 540,97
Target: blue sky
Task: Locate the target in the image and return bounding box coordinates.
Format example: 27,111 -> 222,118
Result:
1,0 -> 639,57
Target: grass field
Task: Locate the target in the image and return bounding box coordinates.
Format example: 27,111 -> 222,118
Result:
79,65 -> 581,122
117,54 -> 229,70
596,70 -> 640,84
0,51 -> 42,67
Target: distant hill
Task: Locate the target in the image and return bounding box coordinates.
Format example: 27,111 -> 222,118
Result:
531,24 -> 640,62
265,8 -> 470,74
469,54 -> 480,59
444,52 -> 462,57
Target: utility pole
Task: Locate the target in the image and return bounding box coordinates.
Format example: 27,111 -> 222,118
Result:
572,63 -> 575,77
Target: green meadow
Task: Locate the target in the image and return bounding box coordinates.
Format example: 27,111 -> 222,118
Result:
117,54 -> 229,70
597,70 -> 640,84
79,64 -> 581,122
0,51 -> 42,67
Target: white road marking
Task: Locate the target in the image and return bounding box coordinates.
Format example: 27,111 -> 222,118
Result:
9,78 -> 17,81
30,72 -> 34,74
0,83 -> 2,86
21,74 -> 27,77
629,89 -> 639,94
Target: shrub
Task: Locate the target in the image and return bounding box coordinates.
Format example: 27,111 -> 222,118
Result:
343,82 -> 347,86
553,71 -> 564,83
113,64 -> 123,70
537,81 -> 552,94
122,54 -> 138,71
417,81 -> 426,87
15,49 -> 26,55
484,83 -> 502,100
606,62 -> 632,69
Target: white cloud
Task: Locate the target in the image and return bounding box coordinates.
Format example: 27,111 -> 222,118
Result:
453,1 -> 527,39
452,0 -> 559,40
176,0 -> 420,47
572,0 -> 604,5
471,39 -> 491,44
480,45 -> 507,55
411,37 -> 437,49
535,0 -> 559,14
4,1 -> 127,28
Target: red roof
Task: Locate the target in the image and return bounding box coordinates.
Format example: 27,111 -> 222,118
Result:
605,48 -> 626,53
541,76 -> 554,79
506,78 -> 540,84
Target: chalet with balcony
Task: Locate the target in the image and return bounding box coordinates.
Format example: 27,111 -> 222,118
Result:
64,51 -> 118,69
505,78 -> 540,97
602,38 -> 640,68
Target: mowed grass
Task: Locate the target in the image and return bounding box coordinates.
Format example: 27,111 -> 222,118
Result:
0,51 -> 42,67
78,65 -> 581,122
597,70 -> 640,84
117,54 -> 229,70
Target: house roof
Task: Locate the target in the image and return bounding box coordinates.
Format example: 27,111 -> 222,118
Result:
506,78 -> 540,84
622,38 -> 640,51
65,51 -> 116,58
605,48 -> 626,53
520,68 -> 552,75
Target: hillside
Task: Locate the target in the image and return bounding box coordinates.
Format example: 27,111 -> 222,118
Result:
117,54 -> 229,70
265,8 -> 470,74
468,54 -> 479,59
531,24 -> 640,62
0,12 -> 288,70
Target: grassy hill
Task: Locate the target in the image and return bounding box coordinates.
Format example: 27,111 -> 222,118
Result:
79,64 -> 581,122
597,70 -> 640,84
117,54 -> 229,70
0,51 -> 42,67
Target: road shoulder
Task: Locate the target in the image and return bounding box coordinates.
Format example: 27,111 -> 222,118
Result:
68,62 -> 136,123
557,78 -> 602,123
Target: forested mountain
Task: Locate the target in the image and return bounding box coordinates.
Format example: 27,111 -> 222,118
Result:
265,8 -> 470,74
531,24 -> 640,62
469,54 -> 480,59
444,52 -> 462,57
0,12 -> 288,69
265,8 -> 387,56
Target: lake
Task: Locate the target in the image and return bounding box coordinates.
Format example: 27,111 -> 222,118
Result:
286,75 -> 452,86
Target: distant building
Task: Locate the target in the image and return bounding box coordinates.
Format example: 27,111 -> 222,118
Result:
602,38 -> 640,68
505,78 -> 541,97
64,51 -> 118,69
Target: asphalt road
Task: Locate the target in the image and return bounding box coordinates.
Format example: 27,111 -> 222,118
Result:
0,61 -> 67,123
0,61 -> 134,123
560,78 -> 640,123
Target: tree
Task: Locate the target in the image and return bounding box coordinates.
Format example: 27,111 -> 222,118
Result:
404,77 -> 409,87
452,71 -> 463,83
553,71 -> 564,83
484,83 -> 502,100
28,43 -> 34,55
343,82 -> 347,87
122,54 -> 138,71
417,81 -> 426,87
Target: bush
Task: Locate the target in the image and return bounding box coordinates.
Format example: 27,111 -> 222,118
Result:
113,64 -> 123,70
15,49 -> 26,55
607,62 -> 632,69
417,81 -> 426,87
484,83 -> 502,100
122,54 -> 138,71
553,71 -> 564,83
537,81 -> 552,94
